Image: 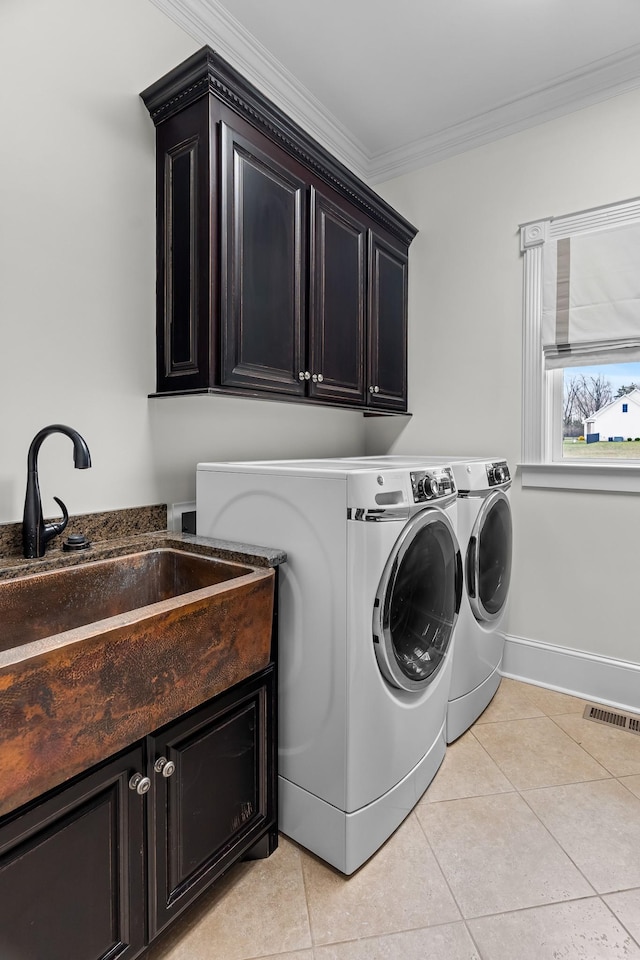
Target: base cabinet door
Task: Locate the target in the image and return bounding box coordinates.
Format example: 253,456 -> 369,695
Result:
149,668 -> 276,937
0,747 -> 146,960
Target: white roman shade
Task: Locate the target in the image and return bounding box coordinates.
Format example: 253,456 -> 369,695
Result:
541,220 -> 640,369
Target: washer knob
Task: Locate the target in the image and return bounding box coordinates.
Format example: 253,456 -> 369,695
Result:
419,475 -> 439,499
492,465 -> 506,484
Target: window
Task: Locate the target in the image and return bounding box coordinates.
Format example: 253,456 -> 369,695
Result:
520,197 -> 640,492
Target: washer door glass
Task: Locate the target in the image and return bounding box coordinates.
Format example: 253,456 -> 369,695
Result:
467,491 -> 512,622
373,510 -> 462,693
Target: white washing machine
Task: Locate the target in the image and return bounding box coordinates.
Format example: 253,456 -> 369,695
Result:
348,456 -> 513,741
196,458 -> 462,874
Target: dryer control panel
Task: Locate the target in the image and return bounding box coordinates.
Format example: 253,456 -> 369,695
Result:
411,468 -> 456,503
486,460 -> 510,487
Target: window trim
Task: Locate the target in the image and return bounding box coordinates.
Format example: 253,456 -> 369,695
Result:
520,197 -> 640,493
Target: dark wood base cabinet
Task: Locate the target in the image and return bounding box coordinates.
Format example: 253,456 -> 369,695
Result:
141,48 -> 417,414
0,667 -> 276,960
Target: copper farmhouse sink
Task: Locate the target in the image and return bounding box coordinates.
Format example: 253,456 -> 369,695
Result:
0,548 -> 275,816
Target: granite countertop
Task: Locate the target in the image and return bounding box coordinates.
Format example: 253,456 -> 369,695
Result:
0,504 -> 286,580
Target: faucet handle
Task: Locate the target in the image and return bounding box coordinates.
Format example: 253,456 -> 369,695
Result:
43,496 -> 69,545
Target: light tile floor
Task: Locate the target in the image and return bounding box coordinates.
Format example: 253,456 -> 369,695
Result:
145,679 -> 640,960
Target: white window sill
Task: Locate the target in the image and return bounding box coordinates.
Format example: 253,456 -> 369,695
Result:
520,461 -> 640,493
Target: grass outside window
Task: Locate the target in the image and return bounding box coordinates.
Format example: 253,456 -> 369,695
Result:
563,440 -> 640,459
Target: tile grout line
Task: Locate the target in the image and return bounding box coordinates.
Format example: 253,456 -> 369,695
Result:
292,839 -> 318,953
411,804 -> 471,928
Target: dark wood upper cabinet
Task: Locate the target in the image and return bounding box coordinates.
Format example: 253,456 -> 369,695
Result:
141,47 -> 417,413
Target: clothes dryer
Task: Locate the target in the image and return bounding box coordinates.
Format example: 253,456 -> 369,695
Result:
196,459 -> 462,874
348,456 -> 512,741
443,458 -> 512,740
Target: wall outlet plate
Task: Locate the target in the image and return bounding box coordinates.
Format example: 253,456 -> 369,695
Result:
168,501 -> 196,533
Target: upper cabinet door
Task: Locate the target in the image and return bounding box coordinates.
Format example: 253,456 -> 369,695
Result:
221,122 -> 307,395
368,232 -> 408,411
155,100 -> 213,394
308,188 -> 366,405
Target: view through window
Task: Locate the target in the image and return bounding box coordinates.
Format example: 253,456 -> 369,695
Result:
563,361 -> 640,459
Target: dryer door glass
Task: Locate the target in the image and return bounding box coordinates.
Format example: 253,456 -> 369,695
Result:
374,510 -> 462,693
467,491 -> 512,622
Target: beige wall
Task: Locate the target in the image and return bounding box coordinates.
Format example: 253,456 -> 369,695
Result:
0,0 -> 364,526
370,90 -> 640,664
3,0 -> 639,668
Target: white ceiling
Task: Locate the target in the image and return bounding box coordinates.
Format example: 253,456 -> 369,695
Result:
151,0 -> 640,183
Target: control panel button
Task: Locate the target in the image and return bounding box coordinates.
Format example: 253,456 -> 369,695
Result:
410,468 -> 455,502
487,461 -> 510,486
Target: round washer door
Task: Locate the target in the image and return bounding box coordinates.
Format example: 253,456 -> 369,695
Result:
466,490 -> 512,623
373,508 -> 462,693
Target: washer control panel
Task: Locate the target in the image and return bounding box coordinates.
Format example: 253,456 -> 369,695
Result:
411,467 -> 456,503
486,460 -> 510,486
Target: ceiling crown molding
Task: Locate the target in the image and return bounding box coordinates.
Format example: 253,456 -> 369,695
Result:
147,0 -> 371,180
150,0 -> 640,186
366,44 -> 640,183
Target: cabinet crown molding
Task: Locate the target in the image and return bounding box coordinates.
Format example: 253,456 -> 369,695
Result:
141,46 -> 418,246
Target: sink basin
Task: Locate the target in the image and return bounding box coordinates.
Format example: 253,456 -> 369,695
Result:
0,548 -> 275,816
0,548 -> 256,652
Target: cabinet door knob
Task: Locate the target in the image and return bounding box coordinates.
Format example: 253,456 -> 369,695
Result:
312,373 -> 317,382
374,385 -> 380,393
129,772 -> 151,795
154,756 -> 176,778
298,371 -> 305,381
369,385 -> 374,393
317,373 -> 324,382
304,371 -> 311,380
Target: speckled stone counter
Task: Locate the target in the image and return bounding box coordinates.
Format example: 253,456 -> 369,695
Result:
0,504 -> 286,580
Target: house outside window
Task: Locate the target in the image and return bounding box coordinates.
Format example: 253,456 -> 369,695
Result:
520,197 -> 640,493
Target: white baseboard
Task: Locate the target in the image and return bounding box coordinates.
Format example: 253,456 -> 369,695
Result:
502,634 -> 640,714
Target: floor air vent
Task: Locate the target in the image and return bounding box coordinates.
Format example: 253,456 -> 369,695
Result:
583,704 -> 640,736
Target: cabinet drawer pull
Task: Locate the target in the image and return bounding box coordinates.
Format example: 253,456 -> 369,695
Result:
129,773 -> 151,795
154,756 -> 176,778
